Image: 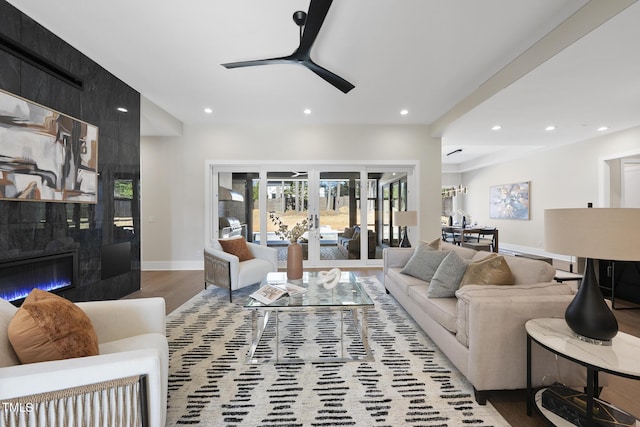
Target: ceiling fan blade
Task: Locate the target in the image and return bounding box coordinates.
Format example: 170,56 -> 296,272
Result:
222,56 -> 294,69
297,0 -> 333,58
304,60 -> 354,93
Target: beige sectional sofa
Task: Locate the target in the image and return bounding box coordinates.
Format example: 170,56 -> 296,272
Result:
383,240 -> 585,404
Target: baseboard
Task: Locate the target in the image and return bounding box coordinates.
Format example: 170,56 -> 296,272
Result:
142,260 -> 204,271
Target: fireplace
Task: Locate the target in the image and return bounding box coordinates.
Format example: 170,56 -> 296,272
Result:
0,250 -> 78,306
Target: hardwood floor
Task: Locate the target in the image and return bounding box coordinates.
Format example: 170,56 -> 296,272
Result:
129,269 -> 640,426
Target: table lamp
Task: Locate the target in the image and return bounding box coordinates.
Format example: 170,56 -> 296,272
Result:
544,208 -> 640,345
394,210 -> 417,248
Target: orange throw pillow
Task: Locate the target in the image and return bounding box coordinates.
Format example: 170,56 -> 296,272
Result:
8,289 -> 99,364
218,237 -> 254,262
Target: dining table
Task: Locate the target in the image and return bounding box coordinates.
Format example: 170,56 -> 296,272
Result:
441,226 -> 499,253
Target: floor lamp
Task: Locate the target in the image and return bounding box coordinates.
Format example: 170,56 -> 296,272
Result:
394,211 -> 417,248
544,208 -> 640,345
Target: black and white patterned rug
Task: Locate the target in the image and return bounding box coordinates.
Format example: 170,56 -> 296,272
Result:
165,276 -> 509,426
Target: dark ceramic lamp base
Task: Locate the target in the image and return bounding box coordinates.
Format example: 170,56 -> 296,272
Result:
399,227 -> 411,248
565,258 -> 618,346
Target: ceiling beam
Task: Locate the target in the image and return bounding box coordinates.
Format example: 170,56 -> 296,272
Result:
430,0 -> 637,138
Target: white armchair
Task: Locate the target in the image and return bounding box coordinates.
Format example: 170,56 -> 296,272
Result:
0,297 -> 168,427
204,240 -> 278,302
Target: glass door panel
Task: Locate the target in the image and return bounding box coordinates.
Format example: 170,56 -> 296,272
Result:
266,171 -> 310,263
217,172 -> 258,240
365,174 -> 381,259
317,171 -> 360,261
382,184 -> 390,245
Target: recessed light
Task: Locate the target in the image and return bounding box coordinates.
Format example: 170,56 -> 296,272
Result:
545,125 -> 556,131
492,125 -> 502,131
597,126 -> 609,131
116,107 -> 128,113
303,109 -> 312,115
400,109 -> 409,116
204,107 -> 213,114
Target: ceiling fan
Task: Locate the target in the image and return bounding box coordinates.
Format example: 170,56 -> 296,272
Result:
222,0 -> 355,94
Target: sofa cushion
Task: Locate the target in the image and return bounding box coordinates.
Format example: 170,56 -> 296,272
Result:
218,237 -> 254,262
460,255 -> 515,286
8,289 -> 99,364
408,285 -> 458,333
400,242 -> 449,282
454,282 -> 574,346
502,255 -> 556,284
428,251 -> 469,298
0,298 -> 20,367
387,268 -> 430,296
439,240 -> 478,260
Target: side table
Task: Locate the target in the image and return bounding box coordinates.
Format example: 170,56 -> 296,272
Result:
526,318 -> 640,426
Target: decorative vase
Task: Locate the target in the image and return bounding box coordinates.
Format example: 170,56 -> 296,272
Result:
565,258 -> 618,344
287,242 -> 303,280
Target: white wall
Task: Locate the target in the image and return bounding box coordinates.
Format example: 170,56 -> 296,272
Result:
460,125 -> 640,255
623,158 -> 640,207
141,124 -> 441,269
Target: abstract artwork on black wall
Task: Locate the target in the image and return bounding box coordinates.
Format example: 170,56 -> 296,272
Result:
0,88 -> 98,203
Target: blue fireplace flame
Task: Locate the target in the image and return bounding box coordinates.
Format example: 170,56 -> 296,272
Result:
1,279 -> 73,302
0,250 -> 76,304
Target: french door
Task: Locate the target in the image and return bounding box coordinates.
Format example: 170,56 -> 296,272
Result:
209,163 -> 415,268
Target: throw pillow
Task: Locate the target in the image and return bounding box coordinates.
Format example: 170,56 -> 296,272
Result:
419,238 -> 442,250
460,255 -> 515,286
8,289 -> 99,364
342,227 -> 354,239
427,238 -> 443,250
400,242 -> 449,282
428,251 -> 469,298
0,299 -> 20,367
218,237 -> 254,261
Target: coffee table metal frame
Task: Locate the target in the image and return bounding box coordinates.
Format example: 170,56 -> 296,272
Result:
244,271 -> 374,364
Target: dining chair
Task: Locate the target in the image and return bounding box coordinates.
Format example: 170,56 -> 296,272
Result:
461,228 -> 497,252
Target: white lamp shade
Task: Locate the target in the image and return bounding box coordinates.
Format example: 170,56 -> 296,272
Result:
544,208 -> 640,261
393,211 -> 417,227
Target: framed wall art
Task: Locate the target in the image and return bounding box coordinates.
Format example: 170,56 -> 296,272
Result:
0,89 -> 98,203
489,181 -> 530,220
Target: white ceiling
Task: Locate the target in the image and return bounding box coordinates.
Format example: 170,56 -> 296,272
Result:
7,0 -> 640,171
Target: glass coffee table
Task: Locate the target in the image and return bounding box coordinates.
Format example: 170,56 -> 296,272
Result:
244,271 -> 374,364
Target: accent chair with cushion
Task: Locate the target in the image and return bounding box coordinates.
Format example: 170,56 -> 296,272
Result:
204,237 -> 278,302
0,293 -> 168,426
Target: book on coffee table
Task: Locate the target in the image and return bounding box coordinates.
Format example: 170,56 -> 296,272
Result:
249,283 -> 307,304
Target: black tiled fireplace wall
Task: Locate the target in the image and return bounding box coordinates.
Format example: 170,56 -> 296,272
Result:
0,1 -> 141,301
